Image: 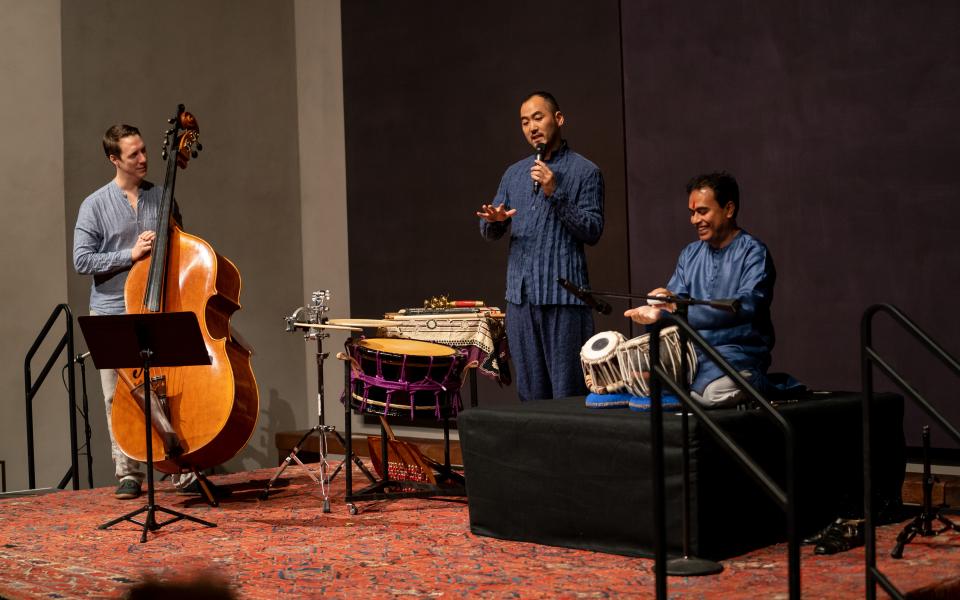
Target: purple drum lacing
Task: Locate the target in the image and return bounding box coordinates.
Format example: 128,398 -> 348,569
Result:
346,341 -> 465,419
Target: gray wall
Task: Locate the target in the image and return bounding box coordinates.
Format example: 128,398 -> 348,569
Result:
294,0 -> 354,435
0,0 -> 354,492
60,0 -> 309,483
0,0 -> 68,491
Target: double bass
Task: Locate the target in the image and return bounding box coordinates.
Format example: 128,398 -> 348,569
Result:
110,105 -> 259,475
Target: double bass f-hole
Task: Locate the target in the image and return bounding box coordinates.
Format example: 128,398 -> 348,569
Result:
114,369 -> 182,459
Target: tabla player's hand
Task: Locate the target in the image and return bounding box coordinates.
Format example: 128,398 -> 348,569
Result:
476,203 -> 517,222
131,230 -> 156,261
646,287 -> 676,312
531,159 -> 556,196
624,305 -> 662,325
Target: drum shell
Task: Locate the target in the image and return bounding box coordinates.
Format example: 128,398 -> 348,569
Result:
579,330 -> 627,394
348,340 -> 462,419
616,326 -> 697,397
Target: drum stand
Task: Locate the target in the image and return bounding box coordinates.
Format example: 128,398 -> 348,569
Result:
260,322 -> 375,508
891,426 -> 959,558
340,353 -> 465,515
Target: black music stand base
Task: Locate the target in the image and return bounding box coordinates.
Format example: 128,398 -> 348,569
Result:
79,312 -> 217,543
98,496 -> 216,543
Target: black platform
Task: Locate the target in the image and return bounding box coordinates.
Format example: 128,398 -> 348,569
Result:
459,392 -> 905,560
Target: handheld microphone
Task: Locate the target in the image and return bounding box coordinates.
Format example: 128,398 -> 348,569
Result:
557,278 -> 612,315
533,143 -> 546,193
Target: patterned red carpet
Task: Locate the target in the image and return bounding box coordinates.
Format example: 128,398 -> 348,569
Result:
0,463 -> 958,599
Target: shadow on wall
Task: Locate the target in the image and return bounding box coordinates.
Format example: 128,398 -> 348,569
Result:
238,388 -> 295,471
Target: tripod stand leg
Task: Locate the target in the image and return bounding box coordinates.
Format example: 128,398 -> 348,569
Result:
936,513 -> 960,533
329,429 -> 376,484
99,500 -> 216,543
259,426 -> 320,500
891,521 -> 919,559
98,504 -> 150,531
193,471 -> 219,507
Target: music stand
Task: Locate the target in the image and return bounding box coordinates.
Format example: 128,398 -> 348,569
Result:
78,312 -> 215,543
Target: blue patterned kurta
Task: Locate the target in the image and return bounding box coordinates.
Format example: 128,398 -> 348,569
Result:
480,142 -> 604,400
480,142 -> 604,303
666,230 -> 776,393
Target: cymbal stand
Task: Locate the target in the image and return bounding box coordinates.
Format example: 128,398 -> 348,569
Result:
260,292 -> 375,508
891,426 -> 959,558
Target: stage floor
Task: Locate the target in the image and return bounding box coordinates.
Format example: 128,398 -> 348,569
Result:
0,462 -> 958,599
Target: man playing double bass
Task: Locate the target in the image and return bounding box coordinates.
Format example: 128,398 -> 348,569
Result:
73,124 -> 212,500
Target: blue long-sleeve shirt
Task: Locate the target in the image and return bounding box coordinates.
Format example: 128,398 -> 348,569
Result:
480,142 -> 604,305
73,180 -> 166,315
666,230 -> 776,393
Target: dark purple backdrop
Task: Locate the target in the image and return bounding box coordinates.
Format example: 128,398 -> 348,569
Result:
342,1 -> 960,450
621,1 -> 960,450
341,0 -> 627,407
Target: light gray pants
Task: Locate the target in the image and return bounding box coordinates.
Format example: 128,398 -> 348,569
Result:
690,371 -> 753,408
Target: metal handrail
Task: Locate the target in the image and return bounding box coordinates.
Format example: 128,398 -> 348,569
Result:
648,313 -> 799,600
24,303 -> 79,490
861,303 -> 960,600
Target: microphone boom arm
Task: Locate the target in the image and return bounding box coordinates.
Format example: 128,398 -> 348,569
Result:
557,278 -> 739,314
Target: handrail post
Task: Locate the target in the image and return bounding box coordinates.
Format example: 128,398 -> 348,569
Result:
65,306 -> 78,490
23,303 -> 79,490
860,302 -> 960,600
648,320 -> 668,599
862,307 -> 877,600
24,355 -> 35,489
649,312 -> 799,599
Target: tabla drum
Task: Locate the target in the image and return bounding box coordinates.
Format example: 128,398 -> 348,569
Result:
616,325 -> 698,397
580,330 -> 628,394
345,337 -> 466,419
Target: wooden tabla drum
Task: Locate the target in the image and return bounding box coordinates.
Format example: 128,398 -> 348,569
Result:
616,325 -> 698,397
579,330 -> 628,394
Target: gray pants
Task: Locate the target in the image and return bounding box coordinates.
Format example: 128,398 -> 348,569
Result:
690,371 -> 753,408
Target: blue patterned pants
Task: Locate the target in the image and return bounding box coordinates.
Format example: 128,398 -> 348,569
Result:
506,302 -> 594,401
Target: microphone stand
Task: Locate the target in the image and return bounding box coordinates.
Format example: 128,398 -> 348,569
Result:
74,353 -> 95,489
570,281 -> 731,577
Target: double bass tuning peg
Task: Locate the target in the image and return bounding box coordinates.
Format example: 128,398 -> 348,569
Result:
161,150 -> 168,160
168,118 -> 176,124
